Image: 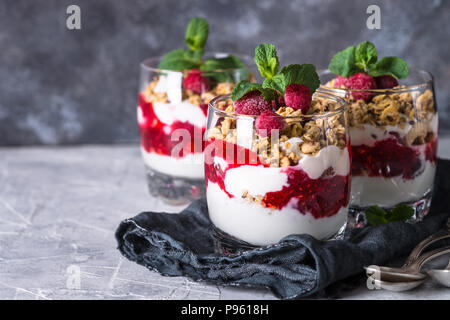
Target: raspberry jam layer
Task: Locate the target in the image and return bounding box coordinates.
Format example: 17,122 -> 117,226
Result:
204,139 -> 350,219
138,93 -> 205,157
351,135 -> 437,179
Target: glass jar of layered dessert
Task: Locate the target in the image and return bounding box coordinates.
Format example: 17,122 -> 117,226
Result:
137,18 -> 252,204
204,44 -> 350,247
319,42 -> 438,226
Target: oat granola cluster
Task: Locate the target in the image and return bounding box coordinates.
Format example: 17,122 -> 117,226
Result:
325,79 -> 436,146
208,98 -> 347,168
142,75 -> 239,106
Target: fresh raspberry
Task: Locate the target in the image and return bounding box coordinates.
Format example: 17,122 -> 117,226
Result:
234,91 -> 272,115
333,76 -> 349,88
375,75 -> 399,89
347,73 -> 377,102
183,69 -> 210,94
255,110 -> 285,137
284,83 -> 312,112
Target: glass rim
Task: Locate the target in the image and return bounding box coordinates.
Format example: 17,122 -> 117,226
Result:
208,92 -> 347,120
318,68 -> 434,94
140,52 -> 253,73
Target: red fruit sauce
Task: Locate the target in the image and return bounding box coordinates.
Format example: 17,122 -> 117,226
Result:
204,139 -> 350,219
351,135 -> 437,179
138,93 -> 205,157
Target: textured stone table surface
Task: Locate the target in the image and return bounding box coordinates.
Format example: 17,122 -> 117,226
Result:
1,139 -> 450,300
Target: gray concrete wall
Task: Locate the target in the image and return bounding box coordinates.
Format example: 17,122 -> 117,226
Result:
1,0 -> 449,145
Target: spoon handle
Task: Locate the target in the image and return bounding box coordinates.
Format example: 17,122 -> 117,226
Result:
403,218 -> 450,267
408,246 -> 450,272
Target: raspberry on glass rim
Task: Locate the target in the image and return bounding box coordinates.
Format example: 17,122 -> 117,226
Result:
137,17 -> 253,204
319,41 -> 438,227
205,44 -> 350,249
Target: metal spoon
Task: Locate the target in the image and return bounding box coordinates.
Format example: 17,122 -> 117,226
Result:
366,218 -> 450,282
373,278 -> 426,292
371,246 -> 450,291
427,260 -> 450,288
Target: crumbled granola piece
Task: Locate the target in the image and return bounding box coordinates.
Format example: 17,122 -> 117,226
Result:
207,127 -> 224,140
302,122 -> 322,141
215,82 -> 235,95
417,90 -> 434,112
404,122 -> 429,146
188,94 -> 202,105
301,141 -> 320,154
280,156 -> 290,167
221,118 -> 233,135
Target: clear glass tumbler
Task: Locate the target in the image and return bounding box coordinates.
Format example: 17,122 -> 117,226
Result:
319,70 -> 438,227
205,92 -> 350,248
138,54 -> 252,205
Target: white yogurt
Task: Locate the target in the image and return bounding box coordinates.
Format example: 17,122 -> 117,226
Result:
350,124 -> 410,147
206,144 -> 350,245
297,145 -> 350,179
153,72 -> 183,104
224,165 -> 288,197
141,147 -> 204,180
351,161 -> 436,208
152,101 -> 206,129
350,114 -> 438,147
349,117 -> 438,208
207,182 -> 347,245
211,144 -> 350,197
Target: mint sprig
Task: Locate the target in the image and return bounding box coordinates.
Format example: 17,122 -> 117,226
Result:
231,81 -> 277,102
355,41 -> 377,71
369,57 -> 410,79
232,44 -> 319,102
263,64 -> 319,95
329,41 -> 409,79
158,49 -> 203,70
254,44 -> 280,79
200,56 -> 248,82
185,17 -> 209,51
158,17 -> 246,74
365,204 -> 414,226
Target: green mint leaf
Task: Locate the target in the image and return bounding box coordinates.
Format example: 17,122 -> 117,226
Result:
329,46 -> 362,77
158,49 -> 203,71
231,81 -> 262,101
369,57 -> 410,79
254,44 -> 280,79
200,55 -> 248,82
185,17 -> 209,51
191,48 -> 205,62
200,55 -> 245,70
386,204 -> 414,223
262,64 -> 319,95
282,64 -> 319,94
365,205 -> 388,226
355,41 -> 378,71
231,81 -> 276,102
262,78 -> 284,94
258,87 -> 278,101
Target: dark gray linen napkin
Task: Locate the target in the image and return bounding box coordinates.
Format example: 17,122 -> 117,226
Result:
115,159 -> 450,299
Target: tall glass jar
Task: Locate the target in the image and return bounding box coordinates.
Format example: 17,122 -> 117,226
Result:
138,54 -> 252,204
319,70 -> 438,227
205,92 -> 350,248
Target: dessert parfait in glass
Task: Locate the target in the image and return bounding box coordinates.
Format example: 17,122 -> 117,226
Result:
205,44 -> 350,248
319,41 -> 438,226
138,18 -> 252,204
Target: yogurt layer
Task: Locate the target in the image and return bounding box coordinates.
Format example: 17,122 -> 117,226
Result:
205,143 -> 350,244
351,160 -> 436,208
207,182 -> 347,245
152,101 -> 206,129
141,147 -> 204,179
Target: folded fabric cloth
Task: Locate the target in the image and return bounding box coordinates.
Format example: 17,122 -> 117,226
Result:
116,159 -> 450,299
